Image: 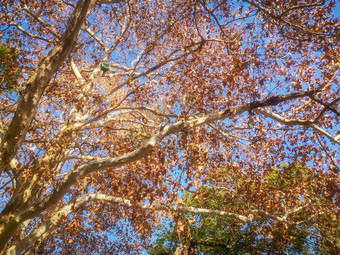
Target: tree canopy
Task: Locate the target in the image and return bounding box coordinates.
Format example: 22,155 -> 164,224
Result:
0,0 -> 339,254
150,163 -> 339,254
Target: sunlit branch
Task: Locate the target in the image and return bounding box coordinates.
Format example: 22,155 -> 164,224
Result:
311,124 -> 339,144
82,116 -> 158,131
316,134 -> 340,171
78,108 -> 134,129
87,106 -> 175,127
65,155 -> 97,161
293,212 -> 326,225
8,22 -> 53,43
99,195 -> 250,221
10,193 -> 251,254
108,53 -> 183,96
21,90 -> 322,219
12,190 -> 324,254
129,111 -> 160,125
116,107 -> 178,118
96,0 -> 124,4
106,63 -> 132,72
64,0 -> 124,7
252,201 -> 313,223
0,0 -> 96,174
120,118 -> 158,128
208,123 -> 253,142
8,195 -> 94,254
69,57 -> 85,82
132,56 -> 182,79
66,65 -> 103,123
84,26 -> 107,50
103,0 -> 131,62
23,6 -> 61,39
255,108 -> 340,145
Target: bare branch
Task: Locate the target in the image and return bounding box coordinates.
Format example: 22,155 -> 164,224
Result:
12,192 -> 322,254
65,155 -> 97,160
250,200 -> 316,225
208,123 -> 252,142
79,106 -> 176,130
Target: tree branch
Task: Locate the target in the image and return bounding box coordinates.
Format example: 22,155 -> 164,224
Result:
22,90 -> 321,219
9,193 -> 250,254
8,22 -> 53,43
243,0 -> 329,36
255,108 -> 340,145
12,192 -> 323,254
96,0 -> 124,4
310,96 -> 340,118
84,26 -> 107,50
23,6 -> 61,39
0,0 -> 96,173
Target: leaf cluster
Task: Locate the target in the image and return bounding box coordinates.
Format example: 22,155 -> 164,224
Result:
150,163 -> 339,255
0,44 -> 21,93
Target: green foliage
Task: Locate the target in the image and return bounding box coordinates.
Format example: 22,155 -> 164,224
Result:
149,217 -> 260,255
148,227 -> 179,255
266,163 -> 308,189
149,163 -> 337,255
0,43 -> 21,93
149,211 -> 322,255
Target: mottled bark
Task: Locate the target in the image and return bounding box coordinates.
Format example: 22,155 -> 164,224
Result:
0,0 -> 96,251
0,0 -> 95,174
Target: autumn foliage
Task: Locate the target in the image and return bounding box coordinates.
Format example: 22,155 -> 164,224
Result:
0,0 -> 339,254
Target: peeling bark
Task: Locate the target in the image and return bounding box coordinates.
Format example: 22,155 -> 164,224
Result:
0,0 -> 95,174
0,0 -> 96,251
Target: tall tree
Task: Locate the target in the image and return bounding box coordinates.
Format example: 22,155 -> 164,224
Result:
0,0 -> 339,254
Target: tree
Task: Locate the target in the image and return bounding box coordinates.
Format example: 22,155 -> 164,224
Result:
0,44 -> 21,93
0,0 -> 339,254
150,163 -> 339,254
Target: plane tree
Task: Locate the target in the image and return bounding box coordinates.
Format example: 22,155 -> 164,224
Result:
0,0 -> 339,254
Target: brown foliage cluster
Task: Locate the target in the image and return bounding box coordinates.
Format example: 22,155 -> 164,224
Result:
0,0 -> 339,254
